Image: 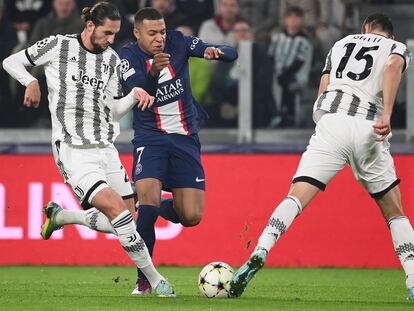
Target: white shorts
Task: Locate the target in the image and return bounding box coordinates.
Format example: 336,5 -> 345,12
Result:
52,141 -> 134,209
293,113 -> 399,198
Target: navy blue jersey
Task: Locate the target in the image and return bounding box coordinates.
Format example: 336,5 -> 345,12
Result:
120,30 -> 237,136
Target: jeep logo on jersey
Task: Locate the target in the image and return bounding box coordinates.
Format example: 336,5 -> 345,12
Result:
72,70 -> 104,90
155,79 -> 184,103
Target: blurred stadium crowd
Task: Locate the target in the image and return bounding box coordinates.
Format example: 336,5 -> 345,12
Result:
0,0 -> 412,130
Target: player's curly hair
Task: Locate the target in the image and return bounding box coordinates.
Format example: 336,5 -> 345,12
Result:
362,13 -> 394,37
81,1 -> 121,26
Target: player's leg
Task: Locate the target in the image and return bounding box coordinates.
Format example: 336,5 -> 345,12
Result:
350,117 -> 414,300
132,178 -> 162,294
42,196 -> 134,238
42,142 -> 116,238
43,144 -> 175,296
90,186 -> 175,296
228,182 -> 321,298
375,186 -> 414,300
165,134 -> 206,227
376,187 -> 414,300
132,138 -> 174,295
42,145 -> 135,237
170,188 -> 204,227
256,181 -> 320,252
229,113 -> 348,298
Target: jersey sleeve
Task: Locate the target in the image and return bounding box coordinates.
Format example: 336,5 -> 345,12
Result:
183,34 -> 238,62
322,48 -> 333,75
390,41 -> 412,72
106,60 -> 123,100
119,47 -> 158,95
25,35 -> 60,66
184,34 -> 210,58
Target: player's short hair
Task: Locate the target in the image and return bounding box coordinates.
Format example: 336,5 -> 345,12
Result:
134,7 -> 164,25
81,1 -> 121,26
284,6 -> 304,17
361,13 -> 394,37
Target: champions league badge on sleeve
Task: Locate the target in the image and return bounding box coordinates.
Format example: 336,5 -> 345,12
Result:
120,59 -> 130,73
121,59 -> 136,80
36,38 -> 49,49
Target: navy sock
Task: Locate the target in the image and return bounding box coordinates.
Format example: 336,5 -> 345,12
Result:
136,204 -> 158,280
159,198 -> 180,223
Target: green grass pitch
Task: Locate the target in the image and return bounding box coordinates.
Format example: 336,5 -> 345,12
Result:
0,266 -> 412,311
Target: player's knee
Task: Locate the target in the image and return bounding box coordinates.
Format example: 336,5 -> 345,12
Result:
181,216 -> 201,227
180,209 -> 203,227
137,192 -> 160,207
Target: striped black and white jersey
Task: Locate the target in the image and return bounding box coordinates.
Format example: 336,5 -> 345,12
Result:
314,33 -> 412,122
25,34 -> 123,145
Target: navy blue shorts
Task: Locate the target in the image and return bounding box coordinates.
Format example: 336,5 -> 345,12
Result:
132,134 -> 205,190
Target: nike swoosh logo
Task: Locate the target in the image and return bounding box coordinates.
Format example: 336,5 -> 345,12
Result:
196,177 -> 205,182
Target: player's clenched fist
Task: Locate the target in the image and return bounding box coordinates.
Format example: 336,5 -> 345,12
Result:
373,113 -> 391,141
132,87 -> 154,111
150,52 -> 171,76
24,80 -> 41,108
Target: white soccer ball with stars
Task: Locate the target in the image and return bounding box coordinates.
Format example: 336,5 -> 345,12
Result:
198,262 -> 234,298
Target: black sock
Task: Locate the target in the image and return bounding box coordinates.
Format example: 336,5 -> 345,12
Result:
136,204 -> 158,280
158,198 -> 180,223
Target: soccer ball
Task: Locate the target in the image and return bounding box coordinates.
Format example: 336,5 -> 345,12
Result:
198,262 -> 234,298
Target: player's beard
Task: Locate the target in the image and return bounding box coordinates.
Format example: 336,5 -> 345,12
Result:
90,30 -> 110,53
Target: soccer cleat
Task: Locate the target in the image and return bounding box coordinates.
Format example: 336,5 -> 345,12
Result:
408,287 -> 414,301
155,279 -> 176,297
131,278 -> 152,295
41,201 -> 63,240
228,248 -> 268,298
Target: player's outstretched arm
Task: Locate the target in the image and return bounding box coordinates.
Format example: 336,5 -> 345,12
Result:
373,54 -> 405,141
111,87 -> 154,121
203,46 -> 238,63
3,49 -> 41,108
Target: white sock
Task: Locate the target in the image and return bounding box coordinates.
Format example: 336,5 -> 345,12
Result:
55,209 -> 116,234
388,216 -> 414,289
111,210 -> 163,288
257,196 -> 302,252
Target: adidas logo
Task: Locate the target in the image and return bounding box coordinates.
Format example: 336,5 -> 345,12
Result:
69,56 -> 77,62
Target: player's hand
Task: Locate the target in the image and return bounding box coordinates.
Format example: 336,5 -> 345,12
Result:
204,47 -> 224,60
132,87 -> 155,111
24,80 -> 41,108
373,114 -> 391,141
150,52 -> 170,76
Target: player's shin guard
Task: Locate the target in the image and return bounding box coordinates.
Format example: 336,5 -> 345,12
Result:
257,196 -> 302,252
85,210 -> 116,234
388,216 -> 414,289
112,210 -> 163,288
55,209 -> 116,234
136,205 -> 158,280
136,205 -> 157,256
159,198 -> 180,223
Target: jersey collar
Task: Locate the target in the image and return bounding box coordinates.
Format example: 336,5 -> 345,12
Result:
77,34 -> 103,55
